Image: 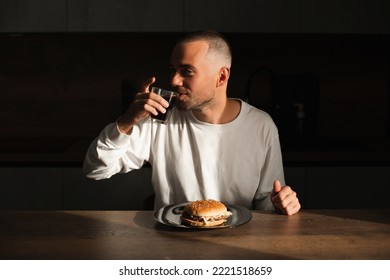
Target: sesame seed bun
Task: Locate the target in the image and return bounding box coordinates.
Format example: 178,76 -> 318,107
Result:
180,200 -> 232,227
184,199 -> 228,217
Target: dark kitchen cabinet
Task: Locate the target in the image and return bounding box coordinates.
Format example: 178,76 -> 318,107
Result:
0,167 -> 63,210
0,166 -> 154,210
0,0 -> 67,32
62,167 -> 154,210
284,165 -> 390,209
184,0 -> 300,33
305,166 -> 390,209
1,0 -> 388,34
67,0 -> 184,32
301,0 -> 390,34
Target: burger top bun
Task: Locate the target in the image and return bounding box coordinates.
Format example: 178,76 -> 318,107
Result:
184,199 -> 228,217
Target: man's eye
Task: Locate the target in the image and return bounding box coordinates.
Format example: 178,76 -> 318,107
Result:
181,69 -> 194,76
170,67 -> 194,77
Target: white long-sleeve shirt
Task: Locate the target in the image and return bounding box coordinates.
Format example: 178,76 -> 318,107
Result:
83,100 -> 285,210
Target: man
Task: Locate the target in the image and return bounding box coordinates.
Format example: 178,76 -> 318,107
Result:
83,30 -> 301,215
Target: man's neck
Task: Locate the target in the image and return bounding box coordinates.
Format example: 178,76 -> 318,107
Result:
192,98 -> 241,124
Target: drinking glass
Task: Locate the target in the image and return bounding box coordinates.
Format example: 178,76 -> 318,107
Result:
150,87 -> 178,124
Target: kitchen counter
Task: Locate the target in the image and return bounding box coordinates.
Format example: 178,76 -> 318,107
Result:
0,137 -> 389,166
0,137 -> 91,166
281,137 -> 390,165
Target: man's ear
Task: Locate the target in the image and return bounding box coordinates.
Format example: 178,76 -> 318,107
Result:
216,67 -> 230,87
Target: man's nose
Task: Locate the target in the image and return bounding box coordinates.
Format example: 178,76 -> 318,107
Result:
170,72 -> 183,88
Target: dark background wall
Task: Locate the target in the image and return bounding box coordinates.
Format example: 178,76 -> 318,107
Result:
0,0 -> 389,210
1,33 -> 388,141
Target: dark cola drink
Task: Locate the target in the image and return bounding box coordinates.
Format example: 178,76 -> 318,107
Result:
150,87 -> 178,123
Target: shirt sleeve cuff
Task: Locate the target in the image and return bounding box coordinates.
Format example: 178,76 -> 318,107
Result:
101,121 -> 133,148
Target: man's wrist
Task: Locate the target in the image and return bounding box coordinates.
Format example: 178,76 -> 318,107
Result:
116,117 -> 134,135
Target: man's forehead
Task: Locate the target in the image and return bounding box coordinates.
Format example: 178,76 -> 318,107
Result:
171,40 -> 210,62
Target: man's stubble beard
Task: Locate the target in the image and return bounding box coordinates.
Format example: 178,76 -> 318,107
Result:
176,89 -> 216,112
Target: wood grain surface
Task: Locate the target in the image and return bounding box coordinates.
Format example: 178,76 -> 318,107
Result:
0,209 -> 389,259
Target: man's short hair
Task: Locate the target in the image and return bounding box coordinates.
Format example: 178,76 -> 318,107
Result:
177,30 -> 232,67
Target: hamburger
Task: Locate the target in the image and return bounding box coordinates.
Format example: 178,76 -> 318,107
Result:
180,199 -> 232,227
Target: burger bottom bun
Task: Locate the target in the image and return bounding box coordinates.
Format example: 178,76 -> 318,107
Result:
180,217 -> 225,227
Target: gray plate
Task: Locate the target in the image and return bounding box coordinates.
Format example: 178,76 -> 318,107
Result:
154,202 -> 252,229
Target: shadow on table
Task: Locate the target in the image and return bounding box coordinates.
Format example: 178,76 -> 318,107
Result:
302,208 -> 390,225
0,211 -> 111,260
134,211 -> 298,260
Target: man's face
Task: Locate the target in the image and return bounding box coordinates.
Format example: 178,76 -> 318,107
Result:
170,40 -> 220,111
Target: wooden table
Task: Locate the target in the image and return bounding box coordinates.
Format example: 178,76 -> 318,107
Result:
0,209 -> 389,259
